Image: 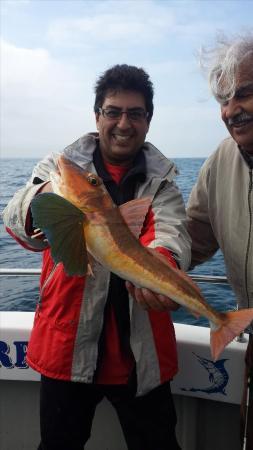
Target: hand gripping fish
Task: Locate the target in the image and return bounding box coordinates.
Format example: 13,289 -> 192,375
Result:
31,156 -> 253,361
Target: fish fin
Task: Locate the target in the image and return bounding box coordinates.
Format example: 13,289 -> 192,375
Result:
87,263 -> 94,277
210,308 -> 253,361
187,309 -> 201,319
31,193 -> 88,276
87,255 -> 96,277
179,270 -> 204,296
119,197 -> 152,238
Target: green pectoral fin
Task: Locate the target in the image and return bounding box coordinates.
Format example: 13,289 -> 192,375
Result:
31,193 -> 88,276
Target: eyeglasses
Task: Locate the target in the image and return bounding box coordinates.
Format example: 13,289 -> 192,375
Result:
97,107 -> 149,122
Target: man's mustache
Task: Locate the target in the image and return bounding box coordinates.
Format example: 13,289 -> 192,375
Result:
227,112 -> 253,126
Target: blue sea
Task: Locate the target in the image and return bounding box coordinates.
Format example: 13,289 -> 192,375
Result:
0,157 -> 236,326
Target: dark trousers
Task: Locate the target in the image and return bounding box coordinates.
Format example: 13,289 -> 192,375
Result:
38,375 -> 181,450
241,335 -> 253,450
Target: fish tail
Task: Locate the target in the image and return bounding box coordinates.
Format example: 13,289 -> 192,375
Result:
210,308 -> 253,361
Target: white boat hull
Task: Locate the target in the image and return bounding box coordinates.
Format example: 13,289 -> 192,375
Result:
0,311 -> 246,449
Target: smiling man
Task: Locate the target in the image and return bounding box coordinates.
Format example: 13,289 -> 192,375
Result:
3,64 -> 190,450
186,34 -> 253,450
95,90 -> 150,165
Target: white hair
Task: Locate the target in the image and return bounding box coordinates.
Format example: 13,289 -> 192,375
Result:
199,33 -> 253,103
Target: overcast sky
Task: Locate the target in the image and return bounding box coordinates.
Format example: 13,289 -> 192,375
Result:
1,0 -> 252,159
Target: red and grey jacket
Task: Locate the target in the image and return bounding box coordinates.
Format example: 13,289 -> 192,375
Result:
3,133 -> 191,396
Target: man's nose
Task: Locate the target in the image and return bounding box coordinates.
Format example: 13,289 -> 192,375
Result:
117,112 -> 132,128
221,97 -> 242,120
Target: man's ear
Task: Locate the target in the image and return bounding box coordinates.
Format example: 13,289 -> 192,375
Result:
95,113 -> 99,130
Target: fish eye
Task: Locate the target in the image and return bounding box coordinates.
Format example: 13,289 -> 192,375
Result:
87,174 -> 99,186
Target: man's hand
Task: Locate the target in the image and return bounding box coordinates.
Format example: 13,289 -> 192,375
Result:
125,247 -> 180,312
125,281 -> 180,312
40,181 -> 52,193
31,181 -> 52,241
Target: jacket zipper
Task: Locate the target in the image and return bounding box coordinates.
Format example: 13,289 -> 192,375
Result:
245,169 -> 253,308
38,263 -> 58,308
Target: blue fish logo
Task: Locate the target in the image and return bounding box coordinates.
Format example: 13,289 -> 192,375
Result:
181,352 -> 229,395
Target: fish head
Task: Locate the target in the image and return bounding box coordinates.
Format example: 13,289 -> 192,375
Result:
50,155 -> 114,212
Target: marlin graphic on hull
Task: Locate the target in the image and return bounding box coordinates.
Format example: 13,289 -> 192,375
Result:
181,353 -> 229,395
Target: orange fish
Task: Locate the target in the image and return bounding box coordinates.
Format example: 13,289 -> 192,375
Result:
31,156 -> 253,361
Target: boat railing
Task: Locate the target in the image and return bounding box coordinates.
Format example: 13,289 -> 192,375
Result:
0,268 -> 42,276
0,268 -> 246,343
0,268 -> 228,284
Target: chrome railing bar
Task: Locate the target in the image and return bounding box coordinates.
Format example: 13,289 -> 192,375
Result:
0,268 -> 41,275
0,268 -> 228,284
190,275 -> 228,284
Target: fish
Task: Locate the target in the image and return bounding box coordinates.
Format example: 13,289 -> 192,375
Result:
31,155 -> 253,361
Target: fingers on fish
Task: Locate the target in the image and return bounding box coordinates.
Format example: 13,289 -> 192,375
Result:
31,228 -> 48,242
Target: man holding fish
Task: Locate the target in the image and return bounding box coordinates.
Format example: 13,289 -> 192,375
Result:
3,65 -> 192,450
186,34 -> 253,450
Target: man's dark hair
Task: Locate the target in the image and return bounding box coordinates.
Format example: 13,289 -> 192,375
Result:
94,64 -> 154,122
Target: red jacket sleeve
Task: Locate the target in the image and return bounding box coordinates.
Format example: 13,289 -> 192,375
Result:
139,206 -> 178,268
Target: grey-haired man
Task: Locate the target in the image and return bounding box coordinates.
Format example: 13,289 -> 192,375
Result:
187,34 -> 253,450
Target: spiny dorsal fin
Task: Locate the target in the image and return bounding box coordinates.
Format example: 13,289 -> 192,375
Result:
119,197 -> 152,238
